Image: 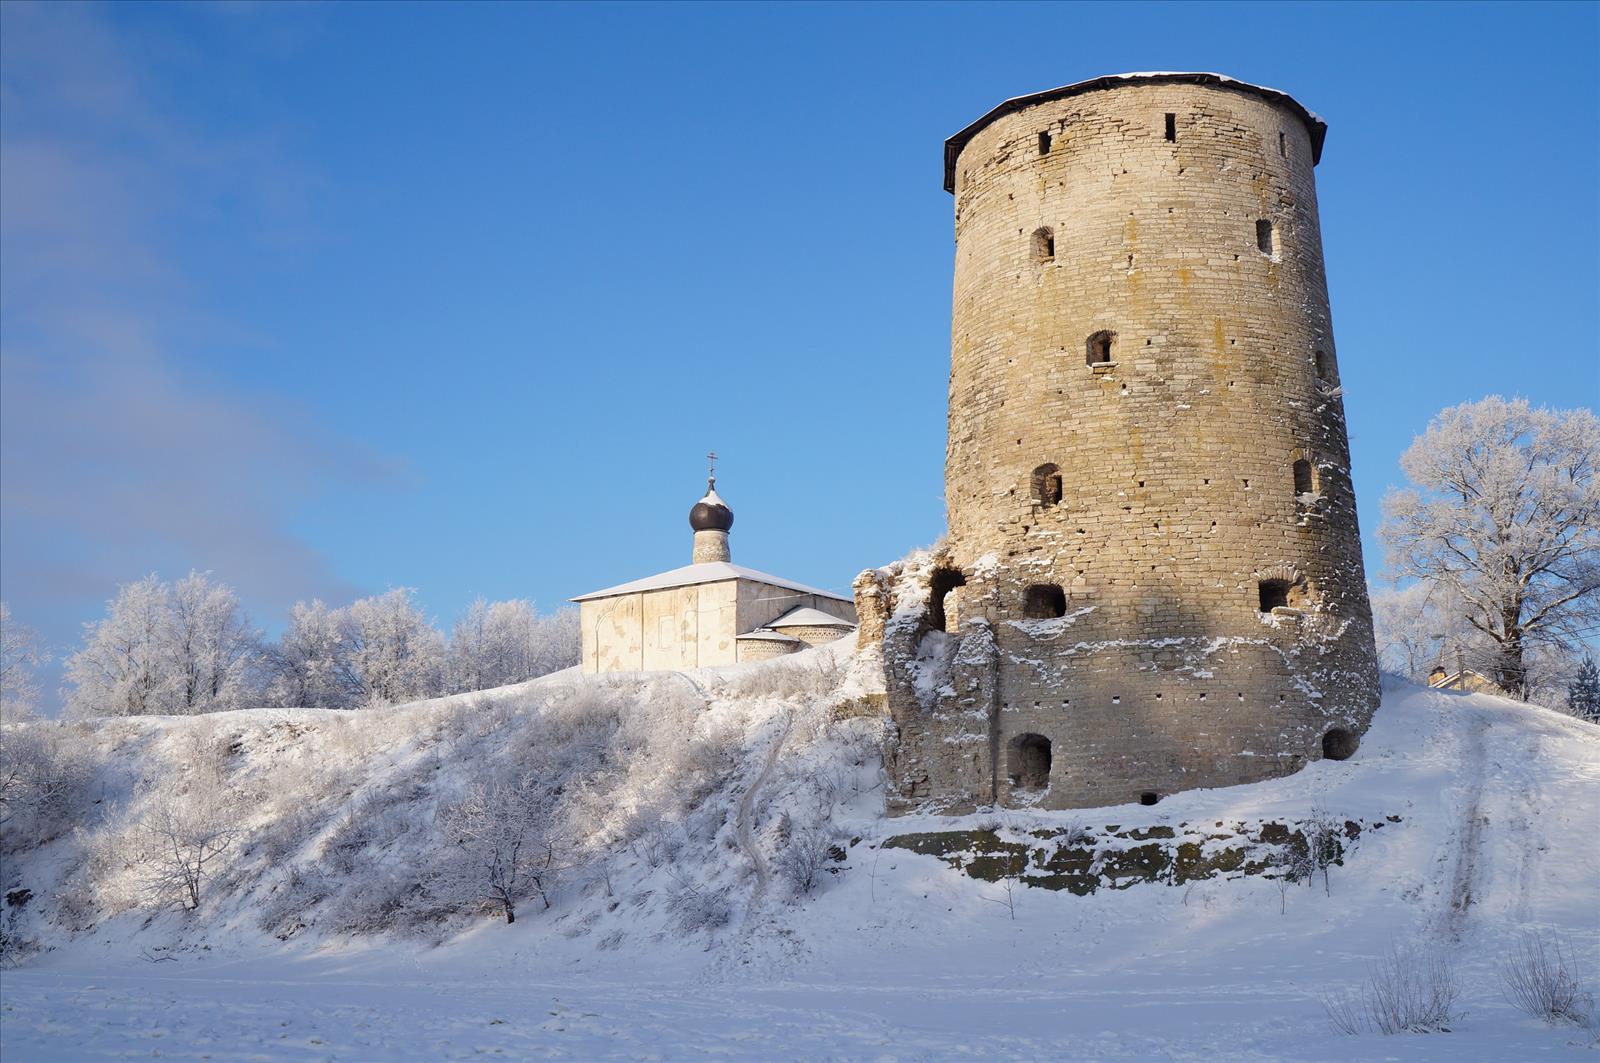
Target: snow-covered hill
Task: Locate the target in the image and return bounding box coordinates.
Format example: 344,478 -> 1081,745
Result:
1,642 -> 1596,1061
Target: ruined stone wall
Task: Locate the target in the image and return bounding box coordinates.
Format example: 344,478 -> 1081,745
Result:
867,77 -> 1380,813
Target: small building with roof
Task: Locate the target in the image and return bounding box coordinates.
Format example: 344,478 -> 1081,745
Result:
571,467 -> 856,674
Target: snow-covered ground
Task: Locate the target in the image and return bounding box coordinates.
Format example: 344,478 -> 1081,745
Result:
2,650 -> 1596,1061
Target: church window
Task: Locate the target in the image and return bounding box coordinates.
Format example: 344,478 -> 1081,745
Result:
1086,330 -> 1115,365
1023,584 -> 1067,619
1032,463 -> 1063,508
1008,733 -> 1052,791
1034,226 -> 1055,261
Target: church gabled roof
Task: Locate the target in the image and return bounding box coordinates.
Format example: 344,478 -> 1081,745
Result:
765,606 -> 857,629
570,561 -> 850,603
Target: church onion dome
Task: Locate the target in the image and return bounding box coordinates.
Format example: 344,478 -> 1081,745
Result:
689,482 -> 734,532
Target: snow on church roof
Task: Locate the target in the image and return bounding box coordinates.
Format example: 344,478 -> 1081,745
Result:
765,606 -> 857,629
735,629 -> 802,643
570,561 -> 851,603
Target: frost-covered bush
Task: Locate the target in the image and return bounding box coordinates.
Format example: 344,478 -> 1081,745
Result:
1499,931 -> 1595,1027
666,882 -> 733,933
775,824 -> 842,897
0,721 -> 92,849
1324,944 -> 1463,1035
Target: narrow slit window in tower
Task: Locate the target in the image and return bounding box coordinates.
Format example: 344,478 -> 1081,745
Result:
1023,584 -> 1067,619
1164,113 -> 1176,142
1086,330 -> 1115,366
1033,226 -> 1055,262
1256,218 -> 1275,256
1278,131 -> 1287,157
1038,130 -> 1052,155
1314,349 -> 1333,383
1293,459 -> 1314,497
1033,463 -> 1063,508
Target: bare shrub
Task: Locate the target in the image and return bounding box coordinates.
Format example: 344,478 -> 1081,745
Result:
134,794 -> 240,911
1324,944 -> 1463,1034
775,824 -> 841,897
437,772 -> 565,924
665,882 -> 731,933
1500,931 -> 1596,1027
1300,808 -> 1343,896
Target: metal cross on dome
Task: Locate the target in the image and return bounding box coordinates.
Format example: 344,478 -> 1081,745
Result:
706,451 -> 718,489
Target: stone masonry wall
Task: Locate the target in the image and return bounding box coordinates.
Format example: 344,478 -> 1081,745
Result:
864,77 -> 1381,814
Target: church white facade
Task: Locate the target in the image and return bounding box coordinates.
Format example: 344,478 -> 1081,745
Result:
571,473 -> 856,675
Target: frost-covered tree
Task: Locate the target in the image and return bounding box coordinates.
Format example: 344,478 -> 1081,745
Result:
1368,582 -> 1478,682
64,573 -> 261,718
447,599 -> 581,693
339,589 -> 445,707
265,600 -> 352,709
168,573 -> 261,714
0,602 -> 50,721
1381,398 -> 1600,699
1568,657 -> 1600,723
64,575 -> 175,718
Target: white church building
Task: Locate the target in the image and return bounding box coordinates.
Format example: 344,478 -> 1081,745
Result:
571,471 -> 856,674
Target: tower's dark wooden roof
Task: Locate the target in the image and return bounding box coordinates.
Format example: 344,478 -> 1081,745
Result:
943,72 -> 1328,193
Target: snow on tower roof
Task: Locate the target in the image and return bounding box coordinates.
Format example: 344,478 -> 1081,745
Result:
764,606 -> 857,629
943,71 -> 1328,192
570,561 -> 851,603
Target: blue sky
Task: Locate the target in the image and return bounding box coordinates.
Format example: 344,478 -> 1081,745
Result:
2,1 -> 1597,705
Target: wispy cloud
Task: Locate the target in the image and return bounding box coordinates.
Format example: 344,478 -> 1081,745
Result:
0,2 -> 398,683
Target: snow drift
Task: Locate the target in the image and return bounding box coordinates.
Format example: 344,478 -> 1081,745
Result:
1,641 -> 1597,1061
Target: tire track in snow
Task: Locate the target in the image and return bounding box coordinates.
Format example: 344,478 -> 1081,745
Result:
1439,709 -> 1490,942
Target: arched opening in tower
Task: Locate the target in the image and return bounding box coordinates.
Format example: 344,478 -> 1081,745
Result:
1008,733 -> 1052,791
1085,331 -> 1115,366
1023,584 -> 1067,619
928,567 -> 967,635
1259,579 -> 1292,612
1321,728 -> 1358,761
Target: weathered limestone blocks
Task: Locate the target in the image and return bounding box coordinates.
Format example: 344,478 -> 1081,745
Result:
858,74 -> 1381,813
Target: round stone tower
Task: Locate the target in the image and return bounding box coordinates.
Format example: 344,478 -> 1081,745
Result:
892,73 -> 1380,810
